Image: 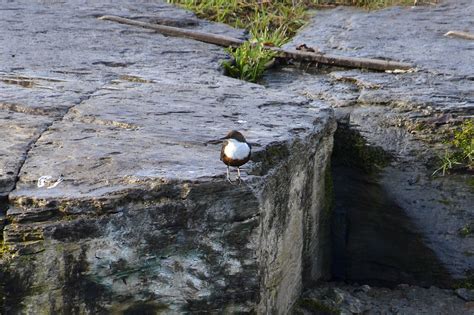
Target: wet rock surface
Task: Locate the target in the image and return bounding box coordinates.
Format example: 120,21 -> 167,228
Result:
0,1 -> 335,313
2,0 -> 473,313
294,282 -> 472,315
266,0 -> 473,287
456,288 -> 474,302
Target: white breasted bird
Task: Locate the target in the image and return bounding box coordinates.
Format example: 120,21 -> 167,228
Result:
220,130 -> 251,184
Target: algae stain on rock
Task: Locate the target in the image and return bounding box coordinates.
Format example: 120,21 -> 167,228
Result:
121,302 -> 169,315
332,121 -> 392,174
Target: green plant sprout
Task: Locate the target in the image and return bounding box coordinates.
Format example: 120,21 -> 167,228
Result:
433,120 -> 474,176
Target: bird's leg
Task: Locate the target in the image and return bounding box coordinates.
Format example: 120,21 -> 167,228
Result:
237,167 -> 242,184
226,165 -> 235,184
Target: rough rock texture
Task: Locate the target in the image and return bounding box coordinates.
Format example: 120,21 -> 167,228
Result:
0,1 -> 335,313
294,282 -> 473,315
265,0 -> 473,286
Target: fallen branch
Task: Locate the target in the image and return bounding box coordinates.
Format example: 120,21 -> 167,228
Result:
99,15 -> 415,72
444,31 -> 474,40
269,47 -> 413,71
99,15 -> 243,47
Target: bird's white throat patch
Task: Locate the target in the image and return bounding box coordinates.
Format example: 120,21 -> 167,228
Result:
224,139 -> 250,160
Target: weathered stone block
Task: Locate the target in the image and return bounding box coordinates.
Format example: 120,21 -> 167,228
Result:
2,121 -> 335,313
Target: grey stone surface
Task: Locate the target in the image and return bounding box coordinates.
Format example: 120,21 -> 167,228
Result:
265,0 -> 473,285
280,0 -> 474,112
456,288 -> 474,302
0,1 -> 335,314
295,282 -> 472,315
294,1 -> 474,109
0,111 -> 51,196
2,0 -> 473,313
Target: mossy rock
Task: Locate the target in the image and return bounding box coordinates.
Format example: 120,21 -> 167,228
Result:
332,122 -> 391,174
298,298 -> 341,315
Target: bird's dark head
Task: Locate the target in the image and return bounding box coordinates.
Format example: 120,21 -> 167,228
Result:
222,130 -> 247,142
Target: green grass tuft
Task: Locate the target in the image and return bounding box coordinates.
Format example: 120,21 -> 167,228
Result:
167,0 -> 308,39
168,0 -> 427,81
433,119 -> 474,176
222,40 -> 277,82
168,0 -> 308,82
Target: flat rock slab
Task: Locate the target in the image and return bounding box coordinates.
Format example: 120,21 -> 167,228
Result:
296,282 -> 472,315
1,0 -> 323,200
0,1 -> 335,314
0,111 -> 51,196
281,0 -> 474,111
11,78 -> 326,201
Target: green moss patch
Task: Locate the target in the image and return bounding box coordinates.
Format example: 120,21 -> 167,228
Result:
455,270 -> 474,290
458,223 -> 473,238
0,241 -> 11,259
332,122 -> 392,174
298,298 -> 341,314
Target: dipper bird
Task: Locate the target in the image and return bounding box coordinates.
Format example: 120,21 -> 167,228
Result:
220,130 -> 251,184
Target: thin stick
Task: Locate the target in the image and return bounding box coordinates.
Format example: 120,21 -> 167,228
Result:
269,47 -> 413,71
99,15 -> 244,47
99,15 -> 415,71
444,31 -> 474,40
